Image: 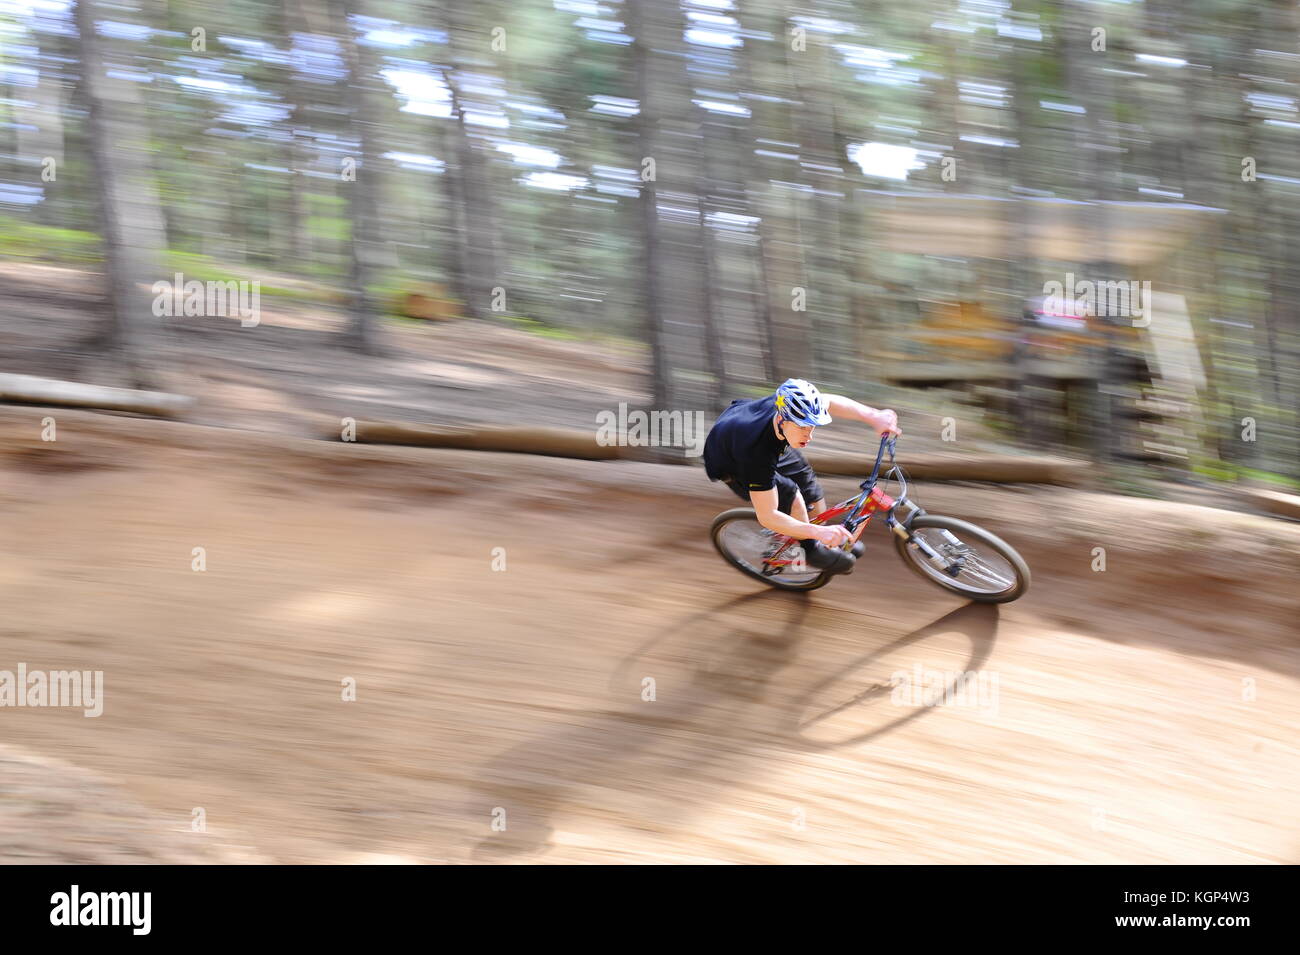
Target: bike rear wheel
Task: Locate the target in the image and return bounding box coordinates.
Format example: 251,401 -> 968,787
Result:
893,514 -> 1029,603
710,508 -> 830,591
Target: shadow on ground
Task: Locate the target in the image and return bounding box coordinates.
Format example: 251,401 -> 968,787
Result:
469,592 -> 997,859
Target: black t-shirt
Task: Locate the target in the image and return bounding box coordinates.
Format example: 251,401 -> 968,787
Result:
703,395 -> 788,492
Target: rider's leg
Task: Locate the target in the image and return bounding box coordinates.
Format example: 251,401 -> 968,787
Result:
774,479 -> 822,559
786,492 -> 852,567
779,492 -> 854,574
780,451 -> 859,567
779,449 -> 826,522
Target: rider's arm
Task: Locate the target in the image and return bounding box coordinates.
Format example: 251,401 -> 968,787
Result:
749,487 -> 848,545
823,394 -> 901,435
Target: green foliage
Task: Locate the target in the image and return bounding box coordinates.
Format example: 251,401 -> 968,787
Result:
1236,468 -> 1300,492
306,215 -> 350,243
500,313 -> 582,341
0,215 -> 102,264
1101,466 -> 1169,500
512,1 -> 630,108
1194,460 -> 1300,492
162,251 -> 321,300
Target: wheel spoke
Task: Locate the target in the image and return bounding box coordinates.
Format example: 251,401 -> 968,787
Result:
907,528 -> 1019,595
958,557 -> 1013,588
718,519 -> 820,586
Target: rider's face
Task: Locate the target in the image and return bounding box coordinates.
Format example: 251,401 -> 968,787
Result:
782,420 -> 816,449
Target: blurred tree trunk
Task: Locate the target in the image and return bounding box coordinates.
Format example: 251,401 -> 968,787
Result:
1250,2 -> 1295,460
696,186 -> 728,401
741,1 -> 812,382
442,70 -> 495,320
730,12 -> 774,383
337,0 -> 384,353
629,0 -> 681,407
1062,0 -> 1119,464
440,1 -> 503,321
789,16 -> 849,387
72,0 -> 166,386
415,0 -> 476,318
280,0 -> 313,273
730,115 -> 776,383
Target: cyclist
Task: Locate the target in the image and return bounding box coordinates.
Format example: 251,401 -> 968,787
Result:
703,378 -> 901,575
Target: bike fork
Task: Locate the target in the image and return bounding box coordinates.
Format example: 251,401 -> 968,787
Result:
893,519 -> 965,576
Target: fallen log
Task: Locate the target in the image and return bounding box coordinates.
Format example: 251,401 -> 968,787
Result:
333,418 -> 624,461
0,373 -> 195,418
1241,487 -> 1300,522
805,450 -> 1082,485
331,416 -> 1081,482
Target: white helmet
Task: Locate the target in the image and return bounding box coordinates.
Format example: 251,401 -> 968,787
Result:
774,378 -> 832,426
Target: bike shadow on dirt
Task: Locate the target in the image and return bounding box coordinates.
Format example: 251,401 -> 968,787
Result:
467,589 -> 810,861
788,602 -> 999,750
467,591 -> 996,860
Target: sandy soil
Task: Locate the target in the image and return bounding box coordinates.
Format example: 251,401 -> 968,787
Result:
1,406 -> 1296,864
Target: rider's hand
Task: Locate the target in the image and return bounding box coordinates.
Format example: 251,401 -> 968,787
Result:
869,408 -> 901,437
811,524 -> 853,547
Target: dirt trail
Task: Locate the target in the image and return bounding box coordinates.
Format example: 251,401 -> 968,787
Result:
1,408 -> 1297,864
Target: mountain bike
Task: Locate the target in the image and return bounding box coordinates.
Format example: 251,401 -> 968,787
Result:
710,435 -> 1031,602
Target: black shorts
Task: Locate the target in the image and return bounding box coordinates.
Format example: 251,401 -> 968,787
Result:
723,448 -> 825,515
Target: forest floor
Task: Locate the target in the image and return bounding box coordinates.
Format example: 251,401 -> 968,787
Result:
0,262 -> 1025,460
2,265 -> 1297,864
1,407 -> 1297,864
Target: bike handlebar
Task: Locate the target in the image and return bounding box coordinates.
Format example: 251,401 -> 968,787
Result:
867,433 -> 897,487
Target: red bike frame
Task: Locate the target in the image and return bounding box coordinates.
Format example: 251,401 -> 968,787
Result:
763,435 -> 910,572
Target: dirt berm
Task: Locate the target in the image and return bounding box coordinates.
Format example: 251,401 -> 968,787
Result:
0,406 -> 1296,863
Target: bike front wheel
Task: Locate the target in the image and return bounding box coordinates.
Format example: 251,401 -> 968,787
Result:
710,508 -> 830,591
893,514 -> 1030,603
